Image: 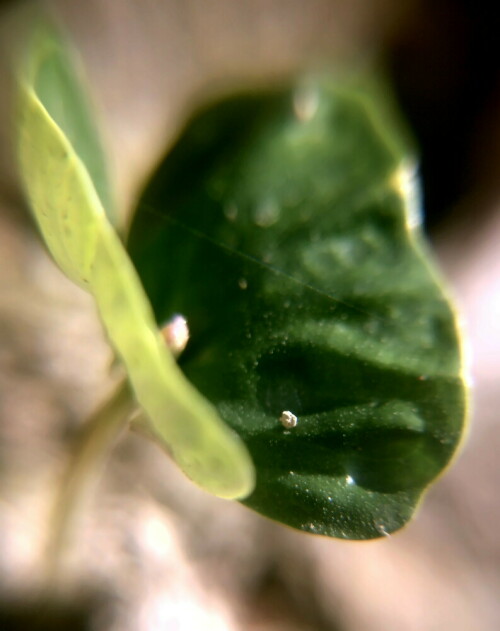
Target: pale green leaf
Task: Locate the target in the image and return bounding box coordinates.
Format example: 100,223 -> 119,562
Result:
17,26 -> 255,500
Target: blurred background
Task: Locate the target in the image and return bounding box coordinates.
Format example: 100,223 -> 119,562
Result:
1,1 -> 499,629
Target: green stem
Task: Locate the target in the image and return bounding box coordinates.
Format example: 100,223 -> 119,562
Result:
44,377 -> 136,581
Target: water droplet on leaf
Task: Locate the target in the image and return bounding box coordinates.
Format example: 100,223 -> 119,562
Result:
224,202 -> 238,221
253,198 -> 280,227
293,85 -> 319,122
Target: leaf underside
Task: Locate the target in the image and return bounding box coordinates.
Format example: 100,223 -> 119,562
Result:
129,81 -> 467,539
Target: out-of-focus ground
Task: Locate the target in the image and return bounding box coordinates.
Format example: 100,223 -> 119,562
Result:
1,1 -> 500,629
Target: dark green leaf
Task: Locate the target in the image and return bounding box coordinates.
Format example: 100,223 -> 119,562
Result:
129,78 -> 467,539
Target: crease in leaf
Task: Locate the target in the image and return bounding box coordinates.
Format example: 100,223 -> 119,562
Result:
129,78 -> 467,539
17,25 -> 255,501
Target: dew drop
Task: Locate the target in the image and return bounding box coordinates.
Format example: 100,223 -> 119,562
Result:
345,475 -> 355,486
293,85 -> 319,122
253,198 -> 280,227
224,202 -> 238,221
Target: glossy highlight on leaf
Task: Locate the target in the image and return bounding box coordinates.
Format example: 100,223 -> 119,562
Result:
17,25 -> 255,501
129,79 -> 467,539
